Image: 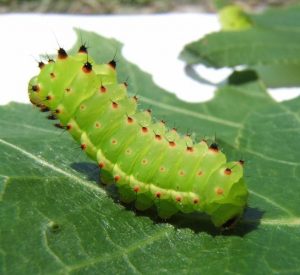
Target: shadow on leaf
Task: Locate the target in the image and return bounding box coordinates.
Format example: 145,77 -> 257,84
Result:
72,161 -> 263,237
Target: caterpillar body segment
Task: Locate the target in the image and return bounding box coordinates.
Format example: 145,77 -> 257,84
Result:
28,47 -> 248,228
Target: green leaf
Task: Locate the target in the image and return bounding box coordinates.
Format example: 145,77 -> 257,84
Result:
250,4 -> 300,32
180,5 -> 300,87
180,28 -> 300,67
1,30 -> 300,274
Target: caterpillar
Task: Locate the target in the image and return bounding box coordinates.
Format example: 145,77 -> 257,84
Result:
28,45 -> 248,229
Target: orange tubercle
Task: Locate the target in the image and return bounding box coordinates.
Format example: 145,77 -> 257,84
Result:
215,187 -> 224,196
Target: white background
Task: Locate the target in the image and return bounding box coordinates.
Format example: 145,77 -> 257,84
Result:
0,13 -> 299,106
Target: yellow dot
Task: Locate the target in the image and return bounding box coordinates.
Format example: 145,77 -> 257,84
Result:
141,159 -> 148,165
95,122 -> 101,128
159,166 -> 166,172
179,170 -> 185,176
215,187 -> 224,196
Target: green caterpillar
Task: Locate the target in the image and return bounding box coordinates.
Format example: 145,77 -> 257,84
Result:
28,45 -> 248,228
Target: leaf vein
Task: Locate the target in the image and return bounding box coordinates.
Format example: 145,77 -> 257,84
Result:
0,138 -> 105,195
137,96 -> 242,128
68,229 -> 170,272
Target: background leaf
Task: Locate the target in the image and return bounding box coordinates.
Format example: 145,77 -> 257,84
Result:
249,4 -> 300,31
180,4 -> 300,87
1,30 -> 300,274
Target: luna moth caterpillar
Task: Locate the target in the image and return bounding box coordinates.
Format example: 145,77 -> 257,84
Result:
28,45 -> 248,228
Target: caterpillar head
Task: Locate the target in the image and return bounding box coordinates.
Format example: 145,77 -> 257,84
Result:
204,161 -> 248,228
28,46 -> 118,119
28,77 -> 42,107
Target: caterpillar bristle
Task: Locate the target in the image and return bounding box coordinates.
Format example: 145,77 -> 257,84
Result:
209,142 -> 219,152
108,59 -> 117,69
54,123 -> 65,129
38,61 -> 45,69
224,168 -> 232,175
141,126 -> 148,133
112,101 -> 118,109
47,114 -> 57,120
155,134 -> 162,140
201,138 -> 207,144
82,61 -> 92,73
57,48 -> 68,59
169,141 -> 176,147
78,44 -> 88,54
127,116 -> 133,123
40,106 -> 50,112
100,85 -> 107,93
31,84 -> 40,92
186,146 -> 193,152
44,54 -> 55,63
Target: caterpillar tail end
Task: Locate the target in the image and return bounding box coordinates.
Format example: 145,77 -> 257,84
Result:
207,177 -> 248,229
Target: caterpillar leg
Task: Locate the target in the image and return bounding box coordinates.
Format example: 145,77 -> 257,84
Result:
155,200 -> 178,219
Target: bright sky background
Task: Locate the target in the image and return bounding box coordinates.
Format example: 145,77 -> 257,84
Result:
0,13 -> 299,106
